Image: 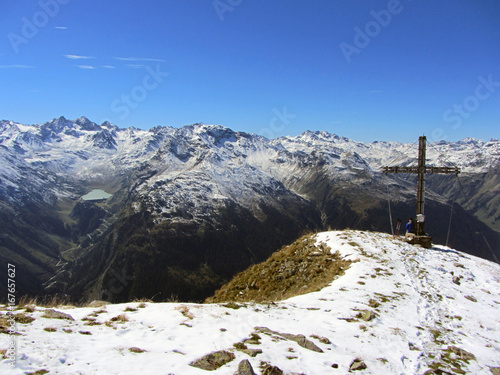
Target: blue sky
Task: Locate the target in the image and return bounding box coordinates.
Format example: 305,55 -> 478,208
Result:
1,0 -> 499,142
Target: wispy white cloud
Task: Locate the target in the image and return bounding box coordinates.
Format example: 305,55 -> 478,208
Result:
77,65 -> 95,69
115,57 -> 165,63
65,54 -> 95,60
0,64 -> 35,69
102,65 -> 116,69
55,26 -> 68,30
125,64 -> 145,69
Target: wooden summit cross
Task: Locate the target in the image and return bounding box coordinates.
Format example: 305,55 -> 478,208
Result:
383,136 -> 460,247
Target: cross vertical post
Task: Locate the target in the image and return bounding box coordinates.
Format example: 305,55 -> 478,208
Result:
382,136 -> 460,248
416,136 -> 426,236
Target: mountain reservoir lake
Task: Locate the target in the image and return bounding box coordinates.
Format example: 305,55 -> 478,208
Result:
81,189 -> 112,201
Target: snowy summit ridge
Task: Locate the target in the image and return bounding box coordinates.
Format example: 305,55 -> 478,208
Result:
1,230 -> 499,374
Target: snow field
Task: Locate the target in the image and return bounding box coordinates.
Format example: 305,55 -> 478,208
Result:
1,230 -> 499,374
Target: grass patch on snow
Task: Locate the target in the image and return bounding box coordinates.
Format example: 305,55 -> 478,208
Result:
129,347 -> 147,353
207,234 -> 352,303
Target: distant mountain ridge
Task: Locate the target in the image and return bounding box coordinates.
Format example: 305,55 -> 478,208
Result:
0,117 -> 499,302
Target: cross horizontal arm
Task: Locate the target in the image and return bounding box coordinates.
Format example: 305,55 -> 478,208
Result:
382,166 -> 461,175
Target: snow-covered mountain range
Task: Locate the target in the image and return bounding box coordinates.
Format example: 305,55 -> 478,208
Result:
0,117 -> 499,302
1,230 -> 499,374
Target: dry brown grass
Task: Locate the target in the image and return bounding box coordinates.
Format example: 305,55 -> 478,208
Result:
84,320 -> 102,326
132,298 -> 153,303
26,370 -> 49,375
11,296 -> 149,312
109,314 -> 129,323
129,347 -> 147,353
19,295 -> 76,309
0,315 -> 9,328
14,313 -> 36,324
206,234 -> 352,303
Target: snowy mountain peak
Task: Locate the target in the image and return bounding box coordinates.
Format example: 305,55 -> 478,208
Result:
289,130 -> 349,145
41,116 -> 74,133
74,116 -> 101,131
91,129 -> 117,149
457,136 -> 480,144
100,120 -> 119,131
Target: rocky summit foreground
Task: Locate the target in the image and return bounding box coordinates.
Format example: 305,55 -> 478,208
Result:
1,231 -> 499,374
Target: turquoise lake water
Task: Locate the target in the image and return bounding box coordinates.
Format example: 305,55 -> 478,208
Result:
81,189 -> 112,201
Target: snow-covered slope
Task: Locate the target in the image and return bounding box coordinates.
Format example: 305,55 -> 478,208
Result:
2,231 -> 499,374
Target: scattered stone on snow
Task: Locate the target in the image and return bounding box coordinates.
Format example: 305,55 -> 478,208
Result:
447,346 -> 476,361
237,359 -> 256,375
356,310 -> 376,322
409,342 -> 420,351
42,309 -> 75,321
464,295 -> 477,303
255,327 -> 324,353
262,364 -> 284,375
349,358 -> 367,371
189,350 -> 235,371
311,334 -> 331,344
241,348 -> 263,357
243,333 -> 261,345
88,300 -> 108,308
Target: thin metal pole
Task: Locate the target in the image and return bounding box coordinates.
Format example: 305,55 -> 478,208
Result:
446,202 -> 453,247
387,186 -> 394,235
